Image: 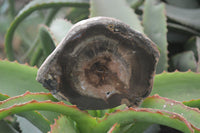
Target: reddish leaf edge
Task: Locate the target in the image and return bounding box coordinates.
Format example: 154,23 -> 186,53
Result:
0,93 -> 10,100
107,123 -> 119,133
147,94 -> 200,113
0,58 -> 38,68
39,24 -> 58,45
0,91 -> 56,105
49,115 -> 62,133
0,100 -> 96,132
95,107 -> 194,133
0,100 -> 79,117
156,69 -> 200,76
49,115 -> 78,133
0,99 -> 196,133
183,99 -> 200,109
0,92 -> 57,132
142,95 -> 200,131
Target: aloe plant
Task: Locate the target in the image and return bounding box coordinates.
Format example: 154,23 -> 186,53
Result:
0,0 -> 200,132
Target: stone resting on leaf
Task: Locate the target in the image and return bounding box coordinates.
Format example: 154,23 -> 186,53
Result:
36,17 -> 160,110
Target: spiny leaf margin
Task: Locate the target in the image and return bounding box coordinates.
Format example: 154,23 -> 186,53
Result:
94,107 -> 194,133
141,95 -> 200,131
152,70 -> 200,101
0,100 -> 96,133
0,59 -> 46,96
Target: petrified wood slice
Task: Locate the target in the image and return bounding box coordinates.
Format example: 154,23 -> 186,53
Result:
36,17 -> 160,110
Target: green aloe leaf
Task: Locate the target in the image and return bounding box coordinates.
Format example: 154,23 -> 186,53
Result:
49,116 -> 78,133
126,0 -> 144,9
152,71 -> 200,101
143,0 -> 168,73
49,19 -> 73,45
167,24 -> 194,44
184,37 -> 200,71
0,93 -> 50,132
0,60 -> 46,96
170,51 -> 197,72
0,101 -> 96,133
196,37 -> 200,72
107,123 -> 120,133
0,92 -> 198,132
124,122 -> 152,133
141,95 -> 200,131
165,0 -> 200,9
66,7 -> 89,23
5,0 -> 89,61
29,45 -> 44,66
90,0 -> 143,33
94,108 -> 193,133
167,23 -> 200,38
0,92 -> 58,133
39,25 -> 56,58
87,104 -> 127,118
184,37 -> 199,61
165,4 -> 200,31
0,92 -> 57,109
112,122 -> 152,133
0,93 -> 9,101
183,99 -> 200,109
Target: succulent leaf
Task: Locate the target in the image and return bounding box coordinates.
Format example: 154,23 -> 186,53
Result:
0,60 -> 46,96
141,95 -> 200,131
143,0 -> 168,73
49,115 -> 78,133
90,0 -> 143,33
153,71 -> 200,101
